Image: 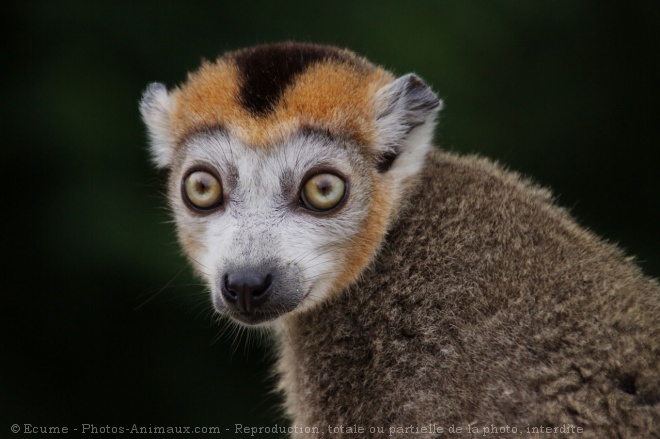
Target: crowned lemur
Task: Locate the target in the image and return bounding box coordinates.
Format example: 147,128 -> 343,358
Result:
141,42 -> 659,438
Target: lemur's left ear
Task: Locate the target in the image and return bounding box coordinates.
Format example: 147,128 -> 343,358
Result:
140,82 -> 175,169
373,74 -> 442,174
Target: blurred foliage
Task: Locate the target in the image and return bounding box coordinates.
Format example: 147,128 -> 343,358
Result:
3,0 -> 658,434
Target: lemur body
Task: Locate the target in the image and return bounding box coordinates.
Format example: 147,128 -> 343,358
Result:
141,43 -> 659,438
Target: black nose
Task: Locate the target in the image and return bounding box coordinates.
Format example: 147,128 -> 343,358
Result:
222,271 -> 273,313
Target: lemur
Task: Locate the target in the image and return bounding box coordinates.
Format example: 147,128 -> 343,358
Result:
141,43 -> 659,438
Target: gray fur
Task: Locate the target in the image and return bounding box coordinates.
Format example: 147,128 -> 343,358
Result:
276,150 -> 660,438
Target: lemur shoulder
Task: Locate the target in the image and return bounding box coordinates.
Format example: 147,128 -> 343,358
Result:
141,42 -> 660,438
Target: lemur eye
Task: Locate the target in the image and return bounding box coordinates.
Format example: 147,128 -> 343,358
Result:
300,173 -> 346,212
183,170 -> 223,210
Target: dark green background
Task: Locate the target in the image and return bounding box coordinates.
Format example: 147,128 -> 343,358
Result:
4,1 -> 659,435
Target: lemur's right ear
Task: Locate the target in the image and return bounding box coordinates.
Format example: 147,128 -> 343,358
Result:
140,82 -> 175,169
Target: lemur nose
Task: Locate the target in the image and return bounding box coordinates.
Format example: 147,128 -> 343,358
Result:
222,271 -> 273,313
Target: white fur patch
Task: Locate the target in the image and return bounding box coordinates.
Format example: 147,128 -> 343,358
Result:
140,82 -> 175,168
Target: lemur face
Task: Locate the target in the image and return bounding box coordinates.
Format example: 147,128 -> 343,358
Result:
169,128 -> 376,324
141,43 -> 441,325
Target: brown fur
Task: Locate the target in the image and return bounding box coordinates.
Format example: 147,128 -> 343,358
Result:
277,149 -> 660,438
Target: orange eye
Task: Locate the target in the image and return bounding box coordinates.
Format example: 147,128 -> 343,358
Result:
300,173 -> 346,212
183,170 -> 223,210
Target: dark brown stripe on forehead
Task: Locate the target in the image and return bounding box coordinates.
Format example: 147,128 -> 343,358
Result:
233,43 -> 361,117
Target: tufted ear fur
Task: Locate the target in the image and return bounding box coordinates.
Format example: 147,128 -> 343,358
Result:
373,74 -> 442,180
140,82 -> 175,169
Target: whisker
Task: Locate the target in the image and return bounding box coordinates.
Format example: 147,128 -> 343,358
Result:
134,267 -> 187,310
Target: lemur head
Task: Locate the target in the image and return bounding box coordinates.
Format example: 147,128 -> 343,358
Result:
141,43 -> 441,325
